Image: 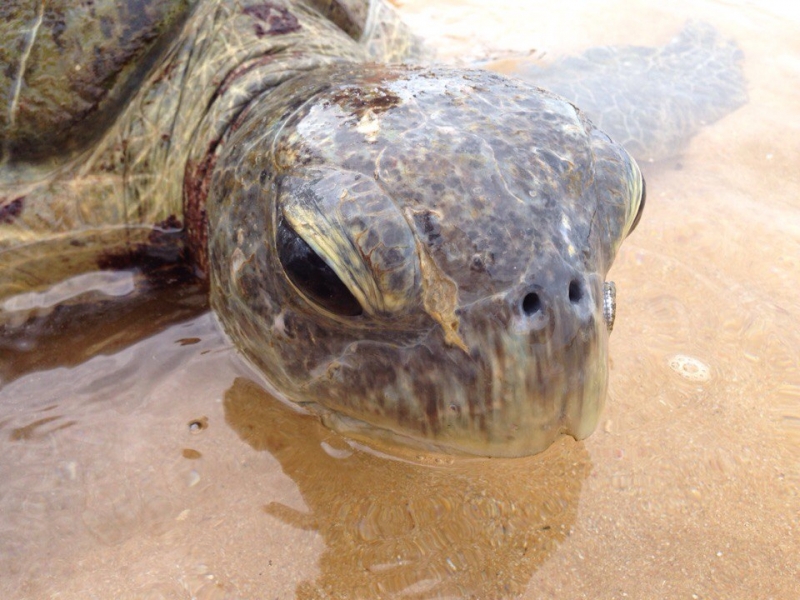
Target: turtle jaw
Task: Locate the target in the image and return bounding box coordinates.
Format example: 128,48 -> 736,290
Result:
298,291 -> 610,458
436,287 -> 609,457
455,294 -> 610,456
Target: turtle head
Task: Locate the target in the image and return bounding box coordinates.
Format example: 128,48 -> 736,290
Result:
207,65 -> 644,456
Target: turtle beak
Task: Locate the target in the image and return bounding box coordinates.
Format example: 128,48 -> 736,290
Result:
603,281 -> 617,332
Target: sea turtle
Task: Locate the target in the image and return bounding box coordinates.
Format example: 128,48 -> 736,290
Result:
0,1 -> 743,456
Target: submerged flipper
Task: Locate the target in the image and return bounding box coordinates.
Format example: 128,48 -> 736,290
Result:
513,22 -> 747,162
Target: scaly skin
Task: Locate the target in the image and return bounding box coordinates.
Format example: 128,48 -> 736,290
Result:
208,65 -> 643,456
0,0 -> 645,456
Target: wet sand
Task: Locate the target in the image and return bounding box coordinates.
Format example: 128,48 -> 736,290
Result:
1,1 -> 798,598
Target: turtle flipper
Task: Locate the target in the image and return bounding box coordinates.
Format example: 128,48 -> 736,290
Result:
514,21 -> 747,162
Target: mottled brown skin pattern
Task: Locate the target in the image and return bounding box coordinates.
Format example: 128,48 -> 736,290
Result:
1,0 -> 644,456
208,65 -> 643,456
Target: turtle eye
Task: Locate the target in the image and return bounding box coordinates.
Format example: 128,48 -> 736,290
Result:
627,175 -> 646,236
277,217 -> 363,317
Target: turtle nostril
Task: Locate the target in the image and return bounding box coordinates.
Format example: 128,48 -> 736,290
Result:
522,292 -> 542,315
568,280 -> 583,304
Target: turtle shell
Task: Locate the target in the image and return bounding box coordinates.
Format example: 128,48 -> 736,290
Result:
0,0 -> 194,163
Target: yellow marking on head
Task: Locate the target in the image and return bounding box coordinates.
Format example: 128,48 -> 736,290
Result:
415,238 -> 468,353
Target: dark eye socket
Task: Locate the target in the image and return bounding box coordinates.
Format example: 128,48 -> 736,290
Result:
628,176 -> 646,235
276,217 -> 363,317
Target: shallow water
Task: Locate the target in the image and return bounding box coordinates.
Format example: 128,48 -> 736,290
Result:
1,0 -> 798,598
